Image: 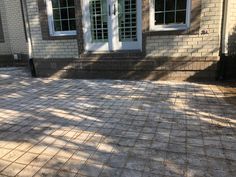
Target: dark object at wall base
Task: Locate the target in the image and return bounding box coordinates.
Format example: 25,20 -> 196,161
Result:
29,58 -> 36,77
217,54 -> 226,81
219,55 -> 236,80
0,54 -> 28,67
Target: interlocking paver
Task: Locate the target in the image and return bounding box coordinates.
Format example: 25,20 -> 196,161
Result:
1,163 -> 26,176
0,67 -> 236,177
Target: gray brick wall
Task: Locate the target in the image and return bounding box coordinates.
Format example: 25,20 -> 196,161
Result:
146,0 -> 223,58
26,0 -> 79,59
3,0 -> 28,55
25,0 -> 224,59
0,0 -> 11,55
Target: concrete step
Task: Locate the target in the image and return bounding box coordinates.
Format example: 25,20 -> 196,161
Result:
80,51 -> 143,60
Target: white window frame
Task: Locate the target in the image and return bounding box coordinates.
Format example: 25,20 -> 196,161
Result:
149,0 -> 191,31
46,0 -> 76,36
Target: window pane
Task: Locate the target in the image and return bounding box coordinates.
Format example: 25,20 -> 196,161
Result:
68,8 -> 75,18
155,0 -> 164,12
155,13 -> 164,25
118,0 -> 138,42
60,9 -> 68,19
165,12 -> 175,24
153,0 -> 188,27
97,30 -> 103,39
69,20 -> 76,30
177,0 -> 187,10
53,9 -> 60,20
166,0 -> 175,11
52,0 -> 59,8
50,0 -> 76,33
59,0 -> 67,7
89,0 -> 108,42
176,11 -> 186,23
54,20 -> 61,31
61,20 -> 69,30
68,0 -> 75,6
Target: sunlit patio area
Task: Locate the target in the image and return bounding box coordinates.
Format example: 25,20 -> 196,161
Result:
0,68 -> 235,177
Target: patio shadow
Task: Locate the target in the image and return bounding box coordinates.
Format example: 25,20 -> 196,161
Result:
0,72 -> 235,176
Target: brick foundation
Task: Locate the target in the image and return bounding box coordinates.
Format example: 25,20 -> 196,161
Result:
33,56 -> 219,81
0,54 -> 28,67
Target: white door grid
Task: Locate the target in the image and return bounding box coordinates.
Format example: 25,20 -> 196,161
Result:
82,0 -> 142,52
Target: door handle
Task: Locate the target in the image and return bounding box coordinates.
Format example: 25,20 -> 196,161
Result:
113,4 -> 116,15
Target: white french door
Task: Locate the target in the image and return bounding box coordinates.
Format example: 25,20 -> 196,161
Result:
82,0 -> 142,52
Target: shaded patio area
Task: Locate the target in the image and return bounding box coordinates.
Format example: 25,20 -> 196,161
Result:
0,68 -> 235,177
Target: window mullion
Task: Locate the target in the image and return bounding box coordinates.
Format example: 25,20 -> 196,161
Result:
164,0 -> 166,24
57,0 -> 62,31
66,0 -> 70,31
174,0 -> 177,23
66,0 -> 69,31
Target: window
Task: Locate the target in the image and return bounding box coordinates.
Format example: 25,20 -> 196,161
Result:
46,0 -> 76,36
150,0 -> 191,31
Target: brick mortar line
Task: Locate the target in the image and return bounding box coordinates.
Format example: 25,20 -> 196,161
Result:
0,127 -> 60,175
29,126 -> 83,177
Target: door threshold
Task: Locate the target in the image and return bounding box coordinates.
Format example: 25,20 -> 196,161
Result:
80,50 -> 143,60
83,50 -> 142,54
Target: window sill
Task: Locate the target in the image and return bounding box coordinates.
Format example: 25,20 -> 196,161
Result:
48,31 -> 77,40
149,24 -> 189,31
145,28 -> 193,36
50,32 -> 77,37
46,35 -> 77,40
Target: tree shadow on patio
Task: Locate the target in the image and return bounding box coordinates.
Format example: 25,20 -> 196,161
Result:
0,72 -> 235,176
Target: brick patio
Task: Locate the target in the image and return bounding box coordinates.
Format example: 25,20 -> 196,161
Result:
0,68 -> 236,177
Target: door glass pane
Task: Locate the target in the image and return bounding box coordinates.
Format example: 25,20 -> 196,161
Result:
118,0 -> 137,42
89,0 -> 108,42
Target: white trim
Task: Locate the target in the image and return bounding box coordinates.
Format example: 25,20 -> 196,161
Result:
82,0 -> 142,52
222,0 -> 229,55
46,0 -> 76,36
149,0 -> 191,31
82,0 -> 110,52
112,0 -> 142,51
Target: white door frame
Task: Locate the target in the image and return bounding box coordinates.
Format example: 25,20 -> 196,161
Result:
82,0 -> 110,52
111,0 -> 142,51
82,0 -> 142,53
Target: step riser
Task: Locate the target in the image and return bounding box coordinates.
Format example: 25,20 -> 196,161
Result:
33,57 -> 219,81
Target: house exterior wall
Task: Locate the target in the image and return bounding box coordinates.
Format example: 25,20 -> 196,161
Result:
0,0 -> 11,55
3,0 -> 28,55
146,0 -> 222,58
31,0 -> 225,80
26,0 -> 79,59
29,0 -> 223,59
30,0 -> 224,60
